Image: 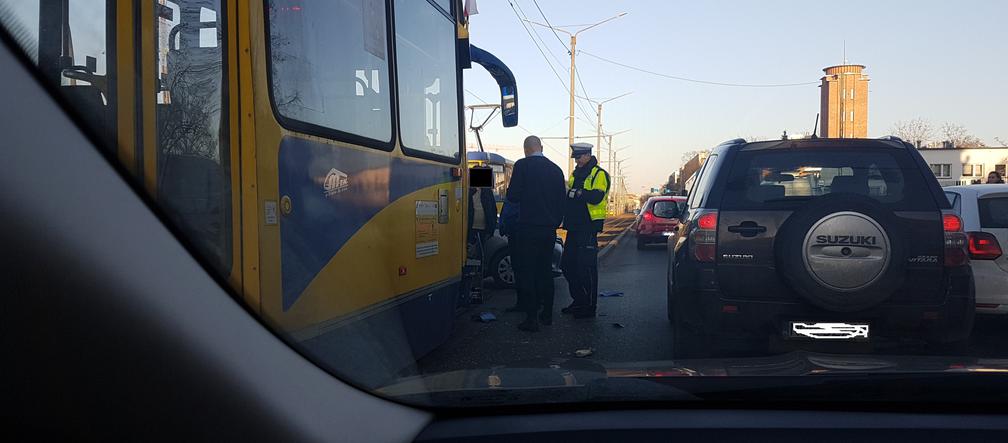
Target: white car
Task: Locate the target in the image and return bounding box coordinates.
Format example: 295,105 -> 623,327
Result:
944,185 -> 1008,314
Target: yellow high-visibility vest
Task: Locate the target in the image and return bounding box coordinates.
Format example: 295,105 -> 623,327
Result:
568,166 -> 609,221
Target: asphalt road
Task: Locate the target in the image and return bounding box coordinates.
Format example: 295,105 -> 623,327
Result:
418,232 -> 678,374
418,231 -> 1008,374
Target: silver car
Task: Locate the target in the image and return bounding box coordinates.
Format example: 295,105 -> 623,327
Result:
480,230 -> 563,288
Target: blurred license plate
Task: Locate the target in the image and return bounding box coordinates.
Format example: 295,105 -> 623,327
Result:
662,231 -> 674,236
788,322 -> 869,341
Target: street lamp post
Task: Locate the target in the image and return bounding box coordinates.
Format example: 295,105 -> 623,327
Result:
526,12 -> 627,175
580,92 -> 631,160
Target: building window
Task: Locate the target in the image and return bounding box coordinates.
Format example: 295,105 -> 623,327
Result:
997,164 -> 1006,176
931,164 -> 951,178
963,164 -> 985,177
851,89 -> 855,99
850,111 -> 854,122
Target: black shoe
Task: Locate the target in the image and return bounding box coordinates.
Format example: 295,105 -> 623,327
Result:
505,305 -> 523,313
572,308 -> 596,319
518,320 -> 540,332
561,304 -> 581,314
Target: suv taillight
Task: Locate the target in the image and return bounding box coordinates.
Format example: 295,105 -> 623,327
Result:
943,213 -> 968,267
968,231 -> 1003,260
692,211 -> 718,262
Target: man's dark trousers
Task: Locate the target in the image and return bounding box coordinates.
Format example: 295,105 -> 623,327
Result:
562,229 -> 598,314
515,225 -> 556,319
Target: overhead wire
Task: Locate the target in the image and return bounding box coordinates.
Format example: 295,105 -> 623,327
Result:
514,1 -> 599,129
463,88 -> 565,156
508,0 -> 598,130
579,50 -> 820,88
531,0 -> 570,52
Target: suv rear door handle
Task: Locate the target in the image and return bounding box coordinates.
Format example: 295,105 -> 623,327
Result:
728,222 -> 767,237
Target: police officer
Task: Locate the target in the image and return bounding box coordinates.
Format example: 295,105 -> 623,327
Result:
561,143 -> 609,318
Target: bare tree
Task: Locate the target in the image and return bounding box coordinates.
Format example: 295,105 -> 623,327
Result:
891,118 -> 934,148
994,136 -> 1008,147
940,122 -> 986,148
680,150 -> 704,165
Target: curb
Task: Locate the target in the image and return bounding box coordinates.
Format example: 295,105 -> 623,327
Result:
598,222 -> 633,262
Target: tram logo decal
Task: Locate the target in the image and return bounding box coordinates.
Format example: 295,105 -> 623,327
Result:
323,168 -> 350,197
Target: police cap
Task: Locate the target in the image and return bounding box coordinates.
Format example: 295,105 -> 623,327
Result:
570,142 -> 593,158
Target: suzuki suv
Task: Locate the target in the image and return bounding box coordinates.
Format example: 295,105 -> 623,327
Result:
667,137 -> 975,358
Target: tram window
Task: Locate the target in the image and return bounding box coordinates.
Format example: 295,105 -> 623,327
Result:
266,0 -> 392,143
394,0 -> 460,161
492,164 -> 506,201
432,0 -> 452,14
154,0 -> 232,277
0,0 -> 115,153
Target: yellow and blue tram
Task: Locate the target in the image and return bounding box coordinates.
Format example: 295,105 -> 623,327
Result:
6,0 -> 517,386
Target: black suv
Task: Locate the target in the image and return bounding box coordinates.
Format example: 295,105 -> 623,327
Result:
667,137 -> 975,358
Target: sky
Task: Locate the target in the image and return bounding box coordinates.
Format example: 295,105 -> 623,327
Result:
463,0 -> 1008,193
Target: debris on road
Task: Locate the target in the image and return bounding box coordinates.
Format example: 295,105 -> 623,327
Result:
612,323 -> 625,328
575,348 -> 595,358
472,312 -> 497,323
599,290 -> 624,297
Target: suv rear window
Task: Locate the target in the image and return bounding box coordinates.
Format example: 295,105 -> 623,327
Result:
979,197 -> 1008,228
652,201 -> 681,218
721,148 -> 935,211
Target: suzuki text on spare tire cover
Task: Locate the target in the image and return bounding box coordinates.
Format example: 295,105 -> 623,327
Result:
666,137 -> 975,359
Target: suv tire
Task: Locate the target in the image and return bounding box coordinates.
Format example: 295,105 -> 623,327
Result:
669,281 -> 709,359
775,194 -> 907,312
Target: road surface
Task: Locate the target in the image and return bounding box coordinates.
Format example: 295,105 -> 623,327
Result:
420,231 -> 678,374
420,230 -> 1008,374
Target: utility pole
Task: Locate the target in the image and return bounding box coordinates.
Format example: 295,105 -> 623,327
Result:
596,102 -> 601,157
526,12 -> 627,176
579,92 -> 632,160
568,34 -> 576,175
614,157 -> 630,214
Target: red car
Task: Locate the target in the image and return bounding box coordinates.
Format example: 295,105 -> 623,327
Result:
636,196 -> 687,249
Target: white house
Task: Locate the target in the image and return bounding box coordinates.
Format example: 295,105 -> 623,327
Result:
917,147 -> 1008,186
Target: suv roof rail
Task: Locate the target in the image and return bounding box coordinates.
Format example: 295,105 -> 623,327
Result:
878,135 -> 914,148
717,138 -> 746,147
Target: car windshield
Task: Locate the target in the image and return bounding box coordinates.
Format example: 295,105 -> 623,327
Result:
3,0 -> 1008,410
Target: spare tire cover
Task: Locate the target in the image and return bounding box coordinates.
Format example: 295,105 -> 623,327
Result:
776,194 -> 906,312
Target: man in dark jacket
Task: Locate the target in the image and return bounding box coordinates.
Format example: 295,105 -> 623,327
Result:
561,143 -> 610,318
506,136 -> 566,332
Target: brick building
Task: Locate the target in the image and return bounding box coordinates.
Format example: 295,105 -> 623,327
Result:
820,64 -> 869,138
